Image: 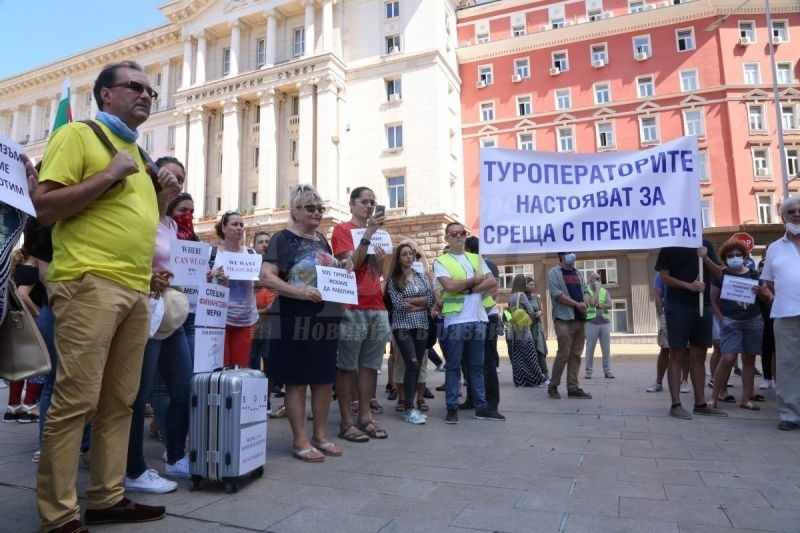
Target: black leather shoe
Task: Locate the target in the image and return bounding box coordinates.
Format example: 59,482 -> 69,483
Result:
423,387 -> 435,399
85,498 -> 165,524
778,420 -> 800,431
435,384 -> 446,391
458,401 -> 474,410
48,520 -> 88,533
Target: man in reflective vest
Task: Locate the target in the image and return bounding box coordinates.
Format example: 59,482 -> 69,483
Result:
583,271 -> 614,379
433,223 -> 505,424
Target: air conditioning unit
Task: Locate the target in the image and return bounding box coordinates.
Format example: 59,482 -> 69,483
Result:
389,93 -> 401,101
635,52 -> 648,61
772,36 -> 783,45
565,20 -> 575,26
550,67 -> 561,76
739,36 -> 751,46
592,59 -> 606,68
462,40 -> 472,46
757,168 -> 768,176
511,74 -> 523,82
603,11 -> 614,18
577,17 -> 587,24
645,4 -> 655,9
658,1 -> 669,6
390,45 -> 400,54
476,79 -> 487,88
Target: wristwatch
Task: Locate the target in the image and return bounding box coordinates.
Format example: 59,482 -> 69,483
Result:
359,237 -> 371,247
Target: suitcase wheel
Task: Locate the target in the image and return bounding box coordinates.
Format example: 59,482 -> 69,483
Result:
251,466 -> 264,478
224,480 -> 239,494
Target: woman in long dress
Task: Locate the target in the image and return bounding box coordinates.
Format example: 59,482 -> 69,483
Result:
507,275 -> 546,387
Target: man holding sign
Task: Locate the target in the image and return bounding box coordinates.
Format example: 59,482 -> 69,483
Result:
655,239 -> 724,419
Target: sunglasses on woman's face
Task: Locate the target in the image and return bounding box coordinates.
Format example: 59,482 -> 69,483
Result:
300,204 -> 326,214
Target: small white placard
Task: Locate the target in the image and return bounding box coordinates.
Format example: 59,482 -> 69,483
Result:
350,228 -> 392,255
193,326 -> 225,373
169,240 -> 210,286
238,422 -> 267,473
240,377 -> 269,425
0,134 -> 36,216
315,265 -> 358,304
720,275 -> 758,305
195,283 -> 229,328
411,261 -> 425,275
215,250 -> 261,281
182,285 -> 199,314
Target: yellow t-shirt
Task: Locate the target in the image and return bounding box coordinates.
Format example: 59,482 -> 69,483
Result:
39,121 -> 158,293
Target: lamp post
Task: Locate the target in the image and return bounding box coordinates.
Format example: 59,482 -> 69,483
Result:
706,0 -> 792,200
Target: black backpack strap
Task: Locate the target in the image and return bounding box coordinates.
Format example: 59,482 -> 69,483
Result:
80,120 -> 162,193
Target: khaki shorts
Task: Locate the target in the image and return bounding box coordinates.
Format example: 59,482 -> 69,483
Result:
337,309 -> 390,371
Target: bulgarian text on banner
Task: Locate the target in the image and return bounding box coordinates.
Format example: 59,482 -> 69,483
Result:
479,136 -> 702,255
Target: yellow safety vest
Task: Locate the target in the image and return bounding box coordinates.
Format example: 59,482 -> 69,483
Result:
437,252 -> 495,314
585,287 -> 610,320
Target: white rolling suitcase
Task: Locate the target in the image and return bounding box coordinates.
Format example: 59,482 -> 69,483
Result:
189,368 -> 268,493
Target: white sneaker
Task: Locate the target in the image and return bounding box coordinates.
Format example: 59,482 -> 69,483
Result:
646,382 -> 663,393
164,455 -> 191,479
0,379 -> 7,388
124,468 -> 178,493
759,379 -> 773,390
402,409 -> 427,425
680,380 -> 690,393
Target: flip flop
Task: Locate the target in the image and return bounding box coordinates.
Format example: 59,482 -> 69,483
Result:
357,419 -> 388,439
293,447 -> 324,463
740,401 -> 761,411
717,395 -> 736,403
338,423 -> 369,443
311,441 -> 343,457
750,394 -> 766,402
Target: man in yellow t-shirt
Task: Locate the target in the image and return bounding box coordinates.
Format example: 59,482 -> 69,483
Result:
31,61 -> 181,533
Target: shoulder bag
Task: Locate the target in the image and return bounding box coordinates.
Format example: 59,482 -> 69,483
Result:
0,282 -> 51,381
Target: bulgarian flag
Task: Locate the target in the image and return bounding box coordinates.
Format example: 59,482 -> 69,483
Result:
51,76 -> 72,135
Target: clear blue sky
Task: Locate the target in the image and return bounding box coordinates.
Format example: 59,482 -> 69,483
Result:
0,0 -> 168,80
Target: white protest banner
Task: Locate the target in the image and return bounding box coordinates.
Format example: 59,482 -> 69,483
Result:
193,326 -> 225,373
170,240 -> 210,286
182,286 -> 199,313
195,283 -> 229,328
720,275 -> 758,305
0,134 -> 36,216
350,228 -> 392,255
315,265 -> 358,304
215,250 -> 261,280
479,136 -> 702,255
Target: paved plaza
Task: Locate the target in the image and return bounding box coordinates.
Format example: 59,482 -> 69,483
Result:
1,344 -> 798,532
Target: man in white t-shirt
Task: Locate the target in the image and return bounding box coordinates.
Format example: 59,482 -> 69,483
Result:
761,195 -> 800,431
434,223 -> 504,424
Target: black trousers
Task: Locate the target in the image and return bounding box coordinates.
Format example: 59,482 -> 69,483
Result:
464,314 -> 501,411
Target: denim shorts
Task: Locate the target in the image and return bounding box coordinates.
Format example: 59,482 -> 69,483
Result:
719,315 -> 764,355
665,302 -> 712,349
337,309 -> 390,371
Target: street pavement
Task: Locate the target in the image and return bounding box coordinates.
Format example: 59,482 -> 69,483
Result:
1,343 -> 798,532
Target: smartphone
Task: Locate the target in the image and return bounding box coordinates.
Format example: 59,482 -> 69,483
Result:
374,204 -> 386,218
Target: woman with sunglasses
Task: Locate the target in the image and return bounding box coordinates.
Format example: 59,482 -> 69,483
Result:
709,239 -> 772,411
260,185 -> 345,462
210,210 -> 259,368
385,242 -> 435,424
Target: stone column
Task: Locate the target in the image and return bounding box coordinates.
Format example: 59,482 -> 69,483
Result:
297,82 -> 314,184
160,60 -> 172,109
196,32 -> 207,85
29,103 -> 40,143
265,11 -> 278,67
229,21 -> 241,77
321,0 -> 333,52
315,77 -> 338,201
181,35 -> 194,88
303,0 -> 315,58
628,252 -> 655,334
221,97 -> 242,210
10,108 -> 20,143
174,108 -> 190,174
257,89 -> 278,208
188,106 -> 208,216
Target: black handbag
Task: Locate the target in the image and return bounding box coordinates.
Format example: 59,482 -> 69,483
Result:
0,282 -> 51,381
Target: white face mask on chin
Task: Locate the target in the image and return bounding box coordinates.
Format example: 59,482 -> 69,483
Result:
786,222 -> 800,235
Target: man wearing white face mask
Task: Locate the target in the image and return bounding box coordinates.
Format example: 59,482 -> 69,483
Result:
546,252 -> 591,399
761,195 -> 800,431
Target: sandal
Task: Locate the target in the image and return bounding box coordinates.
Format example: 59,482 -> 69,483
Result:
293,447 -> 325,463
350,401 -> 359,415
740,401 -> 760,411
369,399 -> 383,414
338,423 -> 369,443
311,440 -> 343,457
395,401 -> 405,412
717,395 -> 736,403
387,389 -> 398,401
417,399 -> 429,412
750,394 -> 765,402
357,419 -> 388,439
